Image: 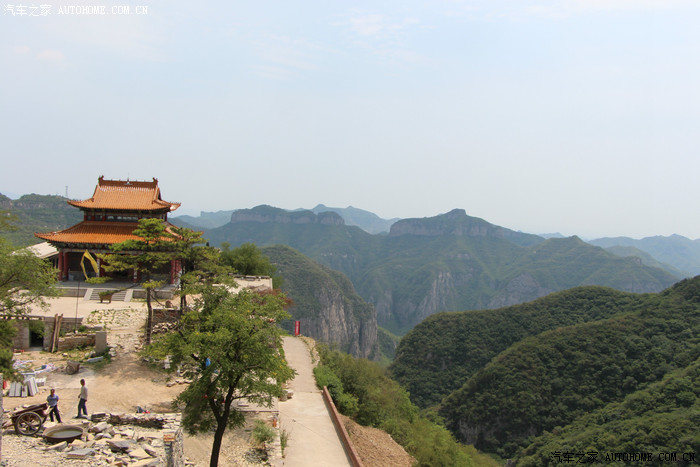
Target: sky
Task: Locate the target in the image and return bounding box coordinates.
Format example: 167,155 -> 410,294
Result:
2,0 -> 699,240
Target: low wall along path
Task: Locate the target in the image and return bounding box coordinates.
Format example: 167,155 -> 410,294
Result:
279,336 -> 352,467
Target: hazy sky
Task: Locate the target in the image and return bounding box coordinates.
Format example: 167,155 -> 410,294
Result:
2,1 -> 699,239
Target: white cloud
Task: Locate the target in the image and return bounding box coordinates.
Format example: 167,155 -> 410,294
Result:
37,50 -> 65,61
13,46 -> 31,54
348,13 -> 420,38
440,0 -> 699,21
251,34 -> 330,80
349,14 -> 387,36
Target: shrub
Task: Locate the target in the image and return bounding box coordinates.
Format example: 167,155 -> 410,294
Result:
252,419 -> 275,449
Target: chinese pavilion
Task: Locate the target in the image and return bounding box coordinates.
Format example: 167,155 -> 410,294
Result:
35,176 -> 182,284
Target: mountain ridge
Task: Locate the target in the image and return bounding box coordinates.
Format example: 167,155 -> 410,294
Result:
203,205 -> 678,334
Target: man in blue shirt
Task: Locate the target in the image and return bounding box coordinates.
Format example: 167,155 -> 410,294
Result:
47,388 -> 61,423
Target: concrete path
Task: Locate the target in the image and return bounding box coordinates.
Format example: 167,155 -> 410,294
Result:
279,336 -> 352,467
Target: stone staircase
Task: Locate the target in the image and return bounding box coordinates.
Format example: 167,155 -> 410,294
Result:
86,288 -> 130,302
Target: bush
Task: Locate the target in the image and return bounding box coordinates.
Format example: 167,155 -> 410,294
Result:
314,343 -> 494,467
252,419 -> 275,448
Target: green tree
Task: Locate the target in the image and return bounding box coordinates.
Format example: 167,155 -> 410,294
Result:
168,226 -> 226,312
0,237 -> 58,315
148,285 -> 295,467
100,218 -> 176,344
220,242 -> 279,283
0,237 -> 58,375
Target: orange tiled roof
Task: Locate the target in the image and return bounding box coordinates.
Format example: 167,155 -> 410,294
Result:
68,176 -> 180,212
35,221 -> 178,245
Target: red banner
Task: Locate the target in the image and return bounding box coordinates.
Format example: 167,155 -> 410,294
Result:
294,320 -> 301,336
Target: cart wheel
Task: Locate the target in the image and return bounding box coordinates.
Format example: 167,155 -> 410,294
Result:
14,411 -> 43,436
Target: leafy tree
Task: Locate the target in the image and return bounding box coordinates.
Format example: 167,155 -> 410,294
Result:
168,226 -> 226,312
220,242 -> 278,283
148,285 -> 295,467
0,237 -> 58,315
0,237 -> 58,375
100,218 -> 176,344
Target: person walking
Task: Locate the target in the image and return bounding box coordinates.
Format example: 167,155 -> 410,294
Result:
77,379 -> 88,419
47,388 -> 62,423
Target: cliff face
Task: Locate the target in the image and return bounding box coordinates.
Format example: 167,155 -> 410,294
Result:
262,245 -> 378,359
231,205 -> 345,226
208,207 -> 679,336
301,285 -> 378,359
371,271 -> 468,331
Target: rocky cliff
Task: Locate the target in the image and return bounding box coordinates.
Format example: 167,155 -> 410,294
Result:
231,205 -> 345,226
262,245 -> 378,359
206,208 -> 679,336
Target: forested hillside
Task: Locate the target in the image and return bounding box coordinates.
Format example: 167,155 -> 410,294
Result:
0,193 -> 82,246
431,277 -> 700,460
518,355 -> 700,466
205,205 -> 678,334
390,286 -> 641,408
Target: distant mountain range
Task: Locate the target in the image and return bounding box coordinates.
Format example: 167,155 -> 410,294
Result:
172,204 -> 700,280
0,193 -> 82,246
173,204 -> 399,235
590,234 -> 700,276
4,193 -> 698,334
179,204 -> 680,334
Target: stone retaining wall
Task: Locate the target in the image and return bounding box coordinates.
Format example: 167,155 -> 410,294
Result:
57,333 -> 96,351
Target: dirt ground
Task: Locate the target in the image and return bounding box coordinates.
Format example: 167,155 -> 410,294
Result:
340,414 -> 415,467
3,297 -> 414,466
2,299 -> 257,466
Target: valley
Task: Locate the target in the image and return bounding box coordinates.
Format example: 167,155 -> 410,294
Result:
4,194 -> 700,464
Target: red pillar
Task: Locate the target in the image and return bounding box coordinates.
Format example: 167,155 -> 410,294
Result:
62,252 -> 70,281
169,259 -> 181,285
57,251 -> 64,281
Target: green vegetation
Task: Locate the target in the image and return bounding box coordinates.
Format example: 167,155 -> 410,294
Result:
204,205 -> 678,334
391,286 -> 640,408
0,193 -> 82,247
0,236 -> 58,376
101,218 -> 178,345
313,343 -> 500,467
148,284 -> 295,467
434,277 -> 700,459
0,237 -> 59,315
377,326 -> 401,365
518,355 -> 700,466
221,242 -> 281,287
221,242 -> 277,277
252,419 -> 276,449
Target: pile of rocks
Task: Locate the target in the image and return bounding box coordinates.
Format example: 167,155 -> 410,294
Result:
2,413 -> 183,466
152,321 -> 178,334
41,418 -> 166,466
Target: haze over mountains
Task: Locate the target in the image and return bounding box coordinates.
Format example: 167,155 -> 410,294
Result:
4,192 -> 699,340
172,203 -> 700,279
5,193 -> 700,461
169,204 -> 683,335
